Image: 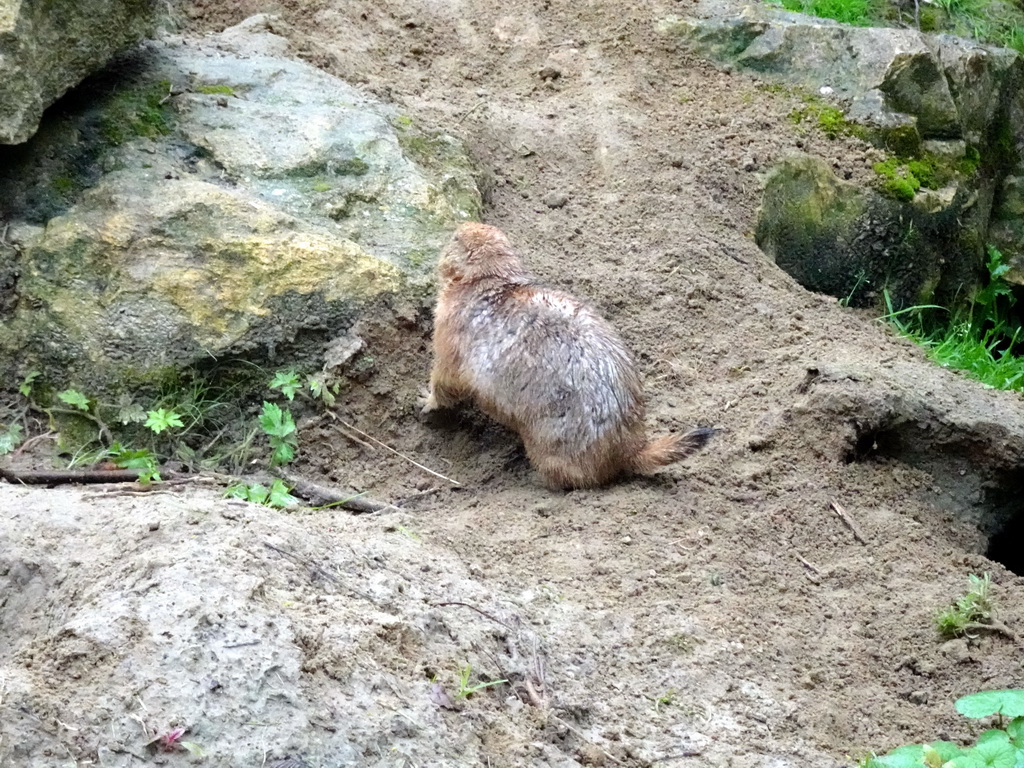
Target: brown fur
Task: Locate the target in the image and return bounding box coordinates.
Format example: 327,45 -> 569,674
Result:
422,222 -> 714,489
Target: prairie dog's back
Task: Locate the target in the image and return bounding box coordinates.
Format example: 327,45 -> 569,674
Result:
452,280 -> 644,449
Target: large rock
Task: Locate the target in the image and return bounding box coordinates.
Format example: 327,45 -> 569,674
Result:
0,16 -> 481,393
660,8 -> 1024,304
755,153 -> 975,307
0,0 -> 157,145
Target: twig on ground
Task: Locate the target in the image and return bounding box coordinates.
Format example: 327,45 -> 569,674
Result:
432,601 -> 512,629
397,487 -> 440,506
12,431 -> 58,458
269,468 -> 400,514
329,413 -> 462,486
829,498 -> 868,544
795,552 -> 820,574
964,620 -> 1019,644
0,466 -> 156,485
332,423 -> 377,452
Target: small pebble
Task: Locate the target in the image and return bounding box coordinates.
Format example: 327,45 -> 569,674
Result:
542,190 -> 569,209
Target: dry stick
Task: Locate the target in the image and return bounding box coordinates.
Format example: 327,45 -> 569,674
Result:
829,498 -> 868,545
331,423 -> 377,452
329,415 -> 462,486
795,552 -> 820,574
269,468 -> 399,514
12,431 -> 57,458
432,601 -> 512,629
964,620 -> 1020,644
0,466 -> 153,485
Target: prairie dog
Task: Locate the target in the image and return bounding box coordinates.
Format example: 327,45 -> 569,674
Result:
422,222 -> 714,489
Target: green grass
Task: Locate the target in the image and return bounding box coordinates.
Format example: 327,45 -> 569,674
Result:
780,0 -> 880,25
880,246 -> 1024,393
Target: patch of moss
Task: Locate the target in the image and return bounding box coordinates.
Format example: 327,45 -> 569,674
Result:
338,157 -> 370,177
100,80 -> 174,146
873,157 -> 921,201
788,97 -> 866,140
196,84 -> 236,96
879,123 -> 921,157
52,176 -> 76,195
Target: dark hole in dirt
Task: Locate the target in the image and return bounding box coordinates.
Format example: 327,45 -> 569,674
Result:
983,470 -> 1024,576
847,423 -> 1024,575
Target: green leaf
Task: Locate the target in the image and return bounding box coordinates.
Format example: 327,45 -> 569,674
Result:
137,469 -> 161,485
308,376 -> 336,407
270,440 -> 296,467
117,397 -> 148,425
874,744 -> 926,768
246,483 -> 270,505
110,447 -> 157,470
224,483 -> 250,499
0,424 -> 23,455
269,370 -> 302,401
19,370 -> 40,398
145,408 -> 184,434
259,401 -> 296,438
964,739 -> 1016,768
977,731 -> 1011,747
1004,718 -> 1024,746
956,691 -> 1024,719
268,479 -> 298,508
929,741 -> 966,763
58,389 -> 90,411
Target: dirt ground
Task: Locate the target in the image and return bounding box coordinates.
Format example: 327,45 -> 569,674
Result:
4,0 -> 1024,766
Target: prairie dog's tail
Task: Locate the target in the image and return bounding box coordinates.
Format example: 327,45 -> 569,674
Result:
631,427 -> 717,474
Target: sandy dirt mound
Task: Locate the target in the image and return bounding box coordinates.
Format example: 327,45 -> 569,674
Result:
3,0 -> 1024,766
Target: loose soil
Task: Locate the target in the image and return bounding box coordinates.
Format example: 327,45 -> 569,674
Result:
3,0 -> 1024,766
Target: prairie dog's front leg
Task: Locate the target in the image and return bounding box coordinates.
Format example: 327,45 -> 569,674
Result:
420,364 -> 467,415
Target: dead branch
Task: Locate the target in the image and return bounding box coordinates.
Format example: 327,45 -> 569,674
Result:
829,498 -> 868,545
0,466 -> 154,485
269,468 -> 399,514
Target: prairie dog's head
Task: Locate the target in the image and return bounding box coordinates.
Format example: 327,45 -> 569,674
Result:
437,223 -> 525,285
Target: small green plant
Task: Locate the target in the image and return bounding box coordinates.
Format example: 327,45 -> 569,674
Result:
934,572 -> 995,639
259,401 -> 298,466
880,247 -> 1024,393
144,408 -> 184,434
652,689 -> 677,713
108,443 -> 162,485
455,664 -> 507,698
0,424 -> 24,455
224,478 -> 298,508
270,368 -> 341,407
860,690 -> 1024,768
58,389 -> 91,411
269,369 -> 303,401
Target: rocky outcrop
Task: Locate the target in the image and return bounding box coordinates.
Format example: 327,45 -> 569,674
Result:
0,0 -> 158,145
659,8 -> 1024,304
0,15 -> 481,393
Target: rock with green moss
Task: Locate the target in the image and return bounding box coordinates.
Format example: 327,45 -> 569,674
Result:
0,15 -> 481,393
0,0 -> 157,145
755,154 -> 976,308
665,8 -> 1023,309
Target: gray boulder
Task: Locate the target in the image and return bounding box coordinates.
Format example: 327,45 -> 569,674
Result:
0,0 -> 158,145
0,15 -> 481,393
660,8 -> 1024,303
